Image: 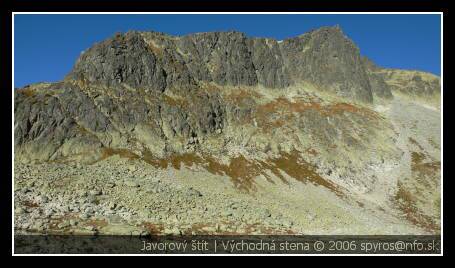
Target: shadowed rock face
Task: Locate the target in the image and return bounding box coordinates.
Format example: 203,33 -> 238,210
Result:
67,32 -> 169,92
361,57 -> 393,99
14,80 -> 228,162
67,26 -> 374,102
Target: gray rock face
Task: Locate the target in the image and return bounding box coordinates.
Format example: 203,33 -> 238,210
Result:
280,26 -> 373,102
14,84 -> 105,161
382,70 -> 440,96
368,73 -> 393,99
14,80 -> 226,162
360,56 -> 440,97
67,26 -> 373,101
68,32 -> 168,92
361,56 -> 381,72
406,74 -> 440,95
250,38 -> 290,88
361,57 -> 393,99
184,31 -> 258,87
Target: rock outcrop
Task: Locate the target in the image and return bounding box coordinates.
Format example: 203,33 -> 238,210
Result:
67,26 -> 439,104
67,26 -> 375,101
361,56 -> 440,98
375,68 -> 440,96
361,57 -> 393,99
280,26 -> 373,102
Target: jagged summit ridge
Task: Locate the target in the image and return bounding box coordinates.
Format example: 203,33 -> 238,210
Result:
67,26 -> 375,102
15,25 -> 441,167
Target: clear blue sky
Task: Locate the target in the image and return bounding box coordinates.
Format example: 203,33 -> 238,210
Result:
14,14 -> 441,88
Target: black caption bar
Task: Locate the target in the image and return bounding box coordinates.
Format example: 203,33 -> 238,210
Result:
14,235 -> 441,254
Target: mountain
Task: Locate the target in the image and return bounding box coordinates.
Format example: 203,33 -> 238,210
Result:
67,26 -> 375,101
14,26 -> 441,236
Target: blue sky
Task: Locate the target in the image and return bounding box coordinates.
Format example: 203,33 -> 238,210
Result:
14,14 -> 441,88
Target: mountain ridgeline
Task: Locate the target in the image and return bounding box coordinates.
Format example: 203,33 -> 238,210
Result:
68,26 -> 380,102
14,26 -> 440,171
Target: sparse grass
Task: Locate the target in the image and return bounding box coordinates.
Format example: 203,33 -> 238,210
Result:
144,39 -> 164,58
96,146 -> 344,196
225,88 -> 262,104
411,151 -> 440,180
18,88 -> 36,98
52,176 -> 72,188
254,97 -> 379,133
185,222 -> 296,235
22,200 -> 39,208
44,213 -> 79,231
99,148 -> 141,162
143,152 -> 260,192
408,137 -> 424,151
268,150 -> 344,198
375,69 -> 439,94
394,182 -> 439,233
161,94 -> 189,108
392,90 -> 441,109
141,222 -> 164,235
77,125 -> 91,135
84,218 -> 108,229
202,83 -> 222,94
306,148 -> 318,156
427,138 -> 440,150
102,146 -> 344,197
393,150 -> 440,233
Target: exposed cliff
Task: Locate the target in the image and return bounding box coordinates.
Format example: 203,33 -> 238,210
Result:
66,27 -> 375,100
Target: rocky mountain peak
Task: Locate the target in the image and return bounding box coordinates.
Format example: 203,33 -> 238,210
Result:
66,26 -> 377,102
16,26 -> 440,166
